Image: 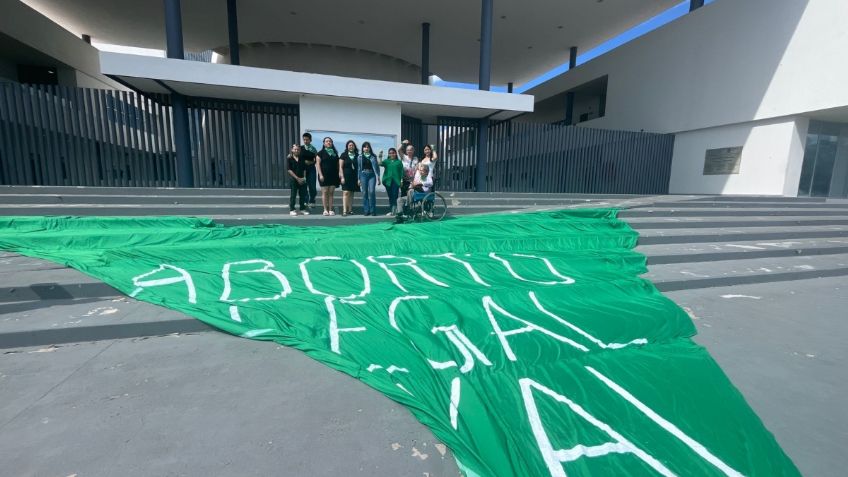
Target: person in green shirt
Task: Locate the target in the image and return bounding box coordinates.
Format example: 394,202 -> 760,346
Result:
380,147 -> 403,215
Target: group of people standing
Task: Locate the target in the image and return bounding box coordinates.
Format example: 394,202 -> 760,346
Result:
287,133 -> 438,217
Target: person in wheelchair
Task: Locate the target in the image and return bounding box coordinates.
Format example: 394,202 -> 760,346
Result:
398,163 -> 433,213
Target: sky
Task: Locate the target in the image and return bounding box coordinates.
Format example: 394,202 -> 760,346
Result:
433,0 -> 716,94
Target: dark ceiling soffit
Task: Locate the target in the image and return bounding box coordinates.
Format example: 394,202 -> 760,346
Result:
153,78 -> 179,95
492,110 -> 528,124
107,74 -> 161,101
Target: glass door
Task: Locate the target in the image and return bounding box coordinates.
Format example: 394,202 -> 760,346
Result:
798,120 -> 848,197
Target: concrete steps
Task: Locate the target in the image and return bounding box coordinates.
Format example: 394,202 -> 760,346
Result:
0,193 -> 632,206
0,185 -> 647,199
622,208 -> 848,217
0,186 -> 653,223
1,186 -> 847,290
623,196 -> 848,290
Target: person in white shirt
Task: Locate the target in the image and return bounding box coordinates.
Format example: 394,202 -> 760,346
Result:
420,144 -> 439,190
399,141 -> 419,199
398,163 -> 433,212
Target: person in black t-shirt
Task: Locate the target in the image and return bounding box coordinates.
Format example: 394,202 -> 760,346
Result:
315,137 -> 340,216
339,140 -> 360,217
287,144 -> 310,216
300,132 -> 319,207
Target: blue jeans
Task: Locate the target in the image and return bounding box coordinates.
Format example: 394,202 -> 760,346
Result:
305,166 -> 317,204
385,182 -> 399,211
360,170 -> 377,214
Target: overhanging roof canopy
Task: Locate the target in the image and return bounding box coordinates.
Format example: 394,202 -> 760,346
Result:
22,0 -> 680,86
100,52 -> 534,121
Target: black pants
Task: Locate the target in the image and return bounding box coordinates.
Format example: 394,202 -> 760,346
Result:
305,166 -> 317,204
290,179 -> 307,210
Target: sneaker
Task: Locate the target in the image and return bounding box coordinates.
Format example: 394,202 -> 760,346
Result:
322,211 -> 329,216
386,211 -> 393,216
290,211 -> 298,216
329,210 -> 335,216
301,210 -> 310,215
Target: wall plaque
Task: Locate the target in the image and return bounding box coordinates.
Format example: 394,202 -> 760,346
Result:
703,146 -> 743,175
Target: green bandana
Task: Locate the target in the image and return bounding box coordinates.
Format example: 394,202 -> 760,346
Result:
324,147 -> 337,157
348,152 -> 356,159
304,144 -> 317,153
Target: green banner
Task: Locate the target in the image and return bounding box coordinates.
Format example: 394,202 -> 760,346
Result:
0,210 -> 799,476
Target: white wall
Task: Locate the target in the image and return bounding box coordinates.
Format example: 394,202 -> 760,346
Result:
669,116 -> 809,196
527,0 -> 846,134
299,95 -> 402,149
783,118 -> 810,197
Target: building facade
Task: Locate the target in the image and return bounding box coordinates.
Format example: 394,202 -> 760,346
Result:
2,0 -> 843,196
524,0 -> 848,198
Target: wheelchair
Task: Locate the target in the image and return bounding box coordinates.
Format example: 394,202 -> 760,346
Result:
395,190 -> 448,223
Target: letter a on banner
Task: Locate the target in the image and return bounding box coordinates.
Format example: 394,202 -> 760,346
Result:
519,378 -> 675,477
484,296 -> 589,361
130,264 -> 197,304
585,366 -> 744,476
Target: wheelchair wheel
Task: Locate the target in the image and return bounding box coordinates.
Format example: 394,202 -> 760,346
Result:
421,192 -> 447,221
